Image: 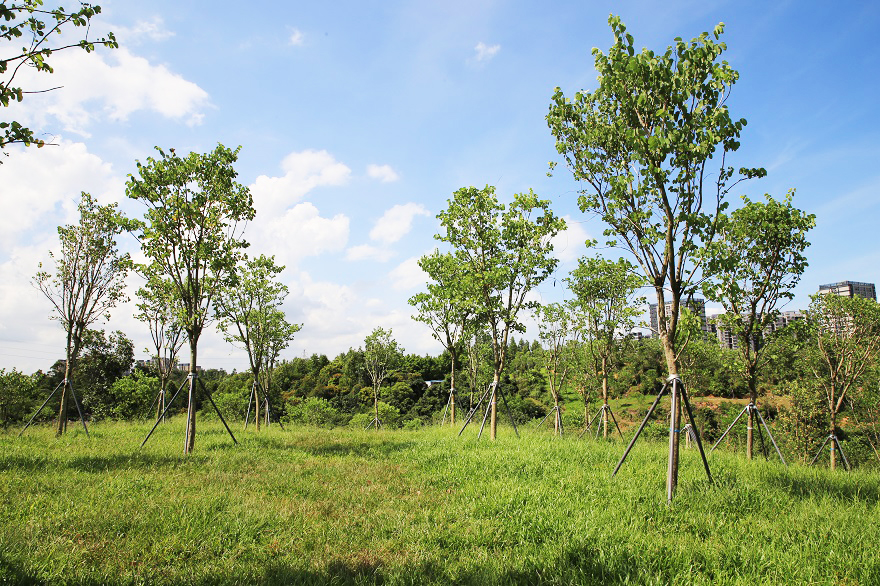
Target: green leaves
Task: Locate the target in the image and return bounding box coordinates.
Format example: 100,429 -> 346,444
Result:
126,144 -> 255,347
547,15 -> 765,371
0,1 -> 117,153
432,185 -> 564,379
33,192 -> 130,363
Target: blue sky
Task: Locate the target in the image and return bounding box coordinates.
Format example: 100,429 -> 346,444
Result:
1,0 -> 879,372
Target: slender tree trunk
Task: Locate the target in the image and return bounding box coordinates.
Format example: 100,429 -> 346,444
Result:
490,372 -> 499,440
184,343 -> 197,455
450,356 -> 456,426
57,356 -> 72,436
56,332 -> 75,436
602,356 -> 609,439
747,373 -> 758,460
661,332 -> 681,501
254,374 -> 261,432
554,395 -> 561,436
374,384 -> 380,429
830,410 -> 837,471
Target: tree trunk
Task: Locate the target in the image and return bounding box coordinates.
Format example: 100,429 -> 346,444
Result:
830,410 -> 837,471
747,376 -> 757,460
554,395 -> 561,436
661,330 -> 680,502
184,343 -> 197,455
56,357 -> 72,436
490,372 -> 499,440
450,359 -> 456,426
374,384 -> 380,430
602,356 -> 609,439
254,379 -> 261,432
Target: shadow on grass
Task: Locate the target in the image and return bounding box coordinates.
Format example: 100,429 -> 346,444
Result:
0,452 -> 207,474
760,467 -> 880,503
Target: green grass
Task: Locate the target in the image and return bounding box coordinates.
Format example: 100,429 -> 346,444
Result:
1,420 -> 878,585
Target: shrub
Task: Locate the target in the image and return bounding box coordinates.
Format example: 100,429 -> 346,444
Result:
284,397 -> 344,427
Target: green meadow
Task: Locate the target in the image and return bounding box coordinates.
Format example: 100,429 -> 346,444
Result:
1,420 -> 878,585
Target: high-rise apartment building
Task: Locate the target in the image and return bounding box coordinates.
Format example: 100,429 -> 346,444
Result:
713,310 -> 804,350
818,281 -> 876,301
649,298 -> 708,335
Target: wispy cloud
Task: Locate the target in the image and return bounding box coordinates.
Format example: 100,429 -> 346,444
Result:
367,163 -> 400,183
369,203 -> 430,245
288,28 -> 304,46
473,41 -> 500,63
345,244 -> 395,263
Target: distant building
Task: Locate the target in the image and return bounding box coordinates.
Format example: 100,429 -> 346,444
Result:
713,310 -> 804,350
818,281 -> 876,301
649,298 -> 709,335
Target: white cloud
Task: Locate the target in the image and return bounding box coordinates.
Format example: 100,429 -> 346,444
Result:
367,163 -> 400,183
550,216 -> 591,263
252,202 -> 349,268
0,141 -> 122,249
369,203 -> 430,245
345,244 -> 395,263
288,28 -> 305,46
389,256 -> 427,291
114,17 -> 175,44
251,150 -> 351,216
9,47 -> 210,136
473,41 -> 500,63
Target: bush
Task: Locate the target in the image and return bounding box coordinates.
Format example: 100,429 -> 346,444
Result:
348,402 -> 401,429
206,390 -> 248,421
284,397 -> 345,427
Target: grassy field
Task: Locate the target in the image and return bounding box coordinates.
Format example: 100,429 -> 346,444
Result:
1,419 -> 878,585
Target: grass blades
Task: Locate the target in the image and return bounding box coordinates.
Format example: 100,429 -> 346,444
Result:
2,421 -> 879,585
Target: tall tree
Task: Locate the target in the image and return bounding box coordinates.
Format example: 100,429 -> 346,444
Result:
363,327 -> 402,429
216,254 -> 300,431
409,250 -> 471,425
1,1 -> 117,152
135,272 -> 184,422
32,192 -> 129,435
548,16 -> 764,497
127,144 -> 255,454
702,191 -> 815,458
567,255 -> 644,438
804,293 -> 880,470
436,185 -> 564,440
536,302 -> 578,436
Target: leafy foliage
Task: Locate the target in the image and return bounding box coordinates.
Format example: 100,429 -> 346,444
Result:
0,1 -> 117,152
548,16 -> 765,373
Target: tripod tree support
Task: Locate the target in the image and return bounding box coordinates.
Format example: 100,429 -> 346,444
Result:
711,402 -> 787,465
810,434 -> 851,471
580,404 -> 624,440
612,376 -> 711,502
459,382 -> 519,439
140,373 -> 237,449
19,379 -> 89,438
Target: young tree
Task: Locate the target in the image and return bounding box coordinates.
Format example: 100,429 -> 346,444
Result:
135,273 -> 185,422
1,1 -> 117,152
567,256 -> 643,438
548,16 -> 764,497
216,254 -> 300,431
702,191 -> 815,458
31,192 -> 129,435
536,302 -> 578,436
436,185 -> 565,440
363,327 -> 402,429
804,293 -> 880,470
127,144 -> 255,454
409,250 -> 471,425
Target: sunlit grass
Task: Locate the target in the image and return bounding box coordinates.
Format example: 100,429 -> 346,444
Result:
1,420 -> 878,584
